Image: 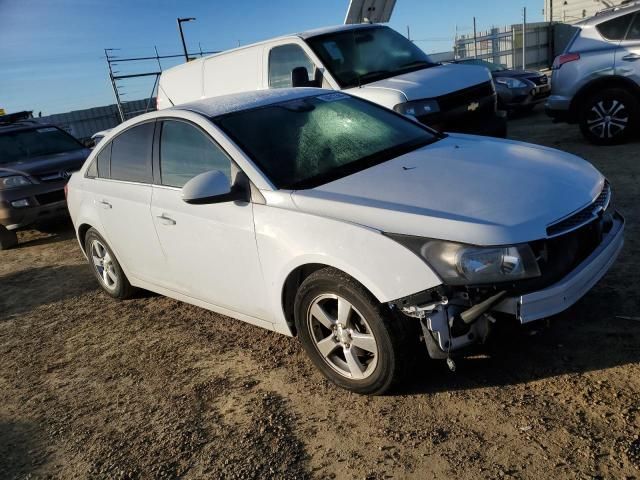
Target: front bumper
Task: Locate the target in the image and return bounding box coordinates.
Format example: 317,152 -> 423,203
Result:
0,182 -> 69,230
500,84 -> 551,109
494,212 -> 624,323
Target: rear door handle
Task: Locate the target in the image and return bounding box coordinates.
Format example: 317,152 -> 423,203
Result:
622,53 -> 640,61
99,200 -> 112,209
156,214 -> 176,226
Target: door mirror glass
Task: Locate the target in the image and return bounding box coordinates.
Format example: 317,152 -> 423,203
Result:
182,170 -> 234,204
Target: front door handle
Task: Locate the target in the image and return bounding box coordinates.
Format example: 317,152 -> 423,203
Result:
156,214 -> 176,226
99,200 -> 112,209
622,53 -> 640,61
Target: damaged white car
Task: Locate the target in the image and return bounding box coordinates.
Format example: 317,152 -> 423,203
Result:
67,88 -> 624,394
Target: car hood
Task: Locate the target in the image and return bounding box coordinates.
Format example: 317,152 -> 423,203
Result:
359,64 -> 492,101
0,148 -> 90,179
291,134 -> 604,245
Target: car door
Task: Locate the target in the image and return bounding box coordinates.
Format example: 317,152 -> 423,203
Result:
615,13 -> 640,83
150,119 -> 268,319
89,121 -> 166,284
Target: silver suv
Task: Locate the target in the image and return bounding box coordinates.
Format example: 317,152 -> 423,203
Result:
546,2 -> 640,145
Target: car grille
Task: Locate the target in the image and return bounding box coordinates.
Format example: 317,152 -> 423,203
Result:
35,190 -> 66,205
546,182 -> 611,237
530,75 -> 548,86
36,171 -> 71,182
436,81 -> 495,111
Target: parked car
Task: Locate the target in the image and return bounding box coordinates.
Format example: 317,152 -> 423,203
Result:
546,3 -> 640,145
67,88 -> 623,395
0,119 -> 90,249
453,58 -> 550,112
157,24 -> 507,137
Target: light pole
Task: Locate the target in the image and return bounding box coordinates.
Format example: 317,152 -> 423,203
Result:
177,17 -> 196,62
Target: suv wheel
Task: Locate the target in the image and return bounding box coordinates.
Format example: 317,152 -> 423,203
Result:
0,225 -> 18,250
579,88 -> 638,145
294,267 -> 414,395
85,228 -> 135,299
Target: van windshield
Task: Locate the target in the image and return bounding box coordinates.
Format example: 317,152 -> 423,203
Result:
214,93 -> 439,190
306,26 -> 438,88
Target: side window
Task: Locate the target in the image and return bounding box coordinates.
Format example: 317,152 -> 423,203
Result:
269,44 -> 315,88
96,142 -> 111,178
597,14 -> 633,41
625,14 -> 640,40
86,158 -> 98,178
110,123 -> 154,183
159,120 -> 231,188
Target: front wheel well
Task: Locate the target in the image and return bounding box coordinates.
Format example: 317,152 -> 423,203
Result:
570,76 -> 640,118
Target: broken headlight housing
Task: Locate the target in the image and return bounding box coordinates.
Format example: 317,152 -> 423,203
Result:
386,234 -> 541,285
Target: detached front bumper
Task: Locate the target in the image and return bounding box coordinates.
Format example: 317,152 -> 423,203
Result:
494,212 -> 624,323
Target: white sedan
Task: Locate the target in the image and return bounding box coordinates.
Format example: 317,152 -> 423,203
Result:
67,88 -> 624,394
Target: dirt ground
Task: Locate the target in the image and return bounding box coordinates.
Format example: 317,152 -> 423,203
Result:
1,108 -> 640,479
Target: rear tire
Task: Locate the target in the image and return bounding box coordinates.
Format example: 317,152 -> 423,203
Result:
84,228 -> 135,299
294,267 -> 415,395
0,225 -> 18,250
579,88 -> 638,145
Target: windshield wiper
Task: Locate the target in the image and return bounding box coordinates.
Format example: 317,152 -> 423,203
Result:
399,60 -> 436,69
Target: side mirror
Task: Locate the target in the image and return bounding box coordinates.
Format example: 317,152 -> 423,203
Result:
182,170 -> 247,205
291,66 -> 311,87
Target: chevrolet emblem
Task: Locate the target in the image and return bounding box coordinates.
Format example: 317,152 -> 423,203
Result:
467,101 -> 480,112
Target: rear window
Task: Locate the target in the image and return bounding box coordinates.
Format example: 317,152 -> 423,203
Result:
596,14 -> 633,40
0,126 -> 84,165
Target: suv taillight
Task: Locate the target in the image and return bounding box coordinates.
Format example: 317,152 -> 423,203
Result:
552,52 -> 580,70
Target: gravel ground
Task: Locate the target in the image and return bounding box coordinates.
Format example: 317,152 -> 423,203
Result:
1,107 -> 639,479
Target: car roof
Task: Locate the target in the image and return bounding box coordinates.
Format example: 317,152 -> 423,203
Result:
576,2 -> 640,26
172,87 -> 332,118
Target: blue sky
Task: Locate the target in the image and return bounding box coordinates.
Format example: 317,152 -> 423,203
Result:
0,0 -> 543,115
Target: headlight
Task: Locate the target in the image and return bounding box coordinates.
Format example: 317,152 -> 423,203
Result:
495,77 -> 528,89
394,99 -> 440,117
386,235 -> 541,285
0,175 -> 32,189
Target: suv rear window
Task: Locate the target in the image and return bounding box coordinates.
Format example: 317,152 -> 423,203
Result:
0,126 -> 84,165
596,14 -> 633,40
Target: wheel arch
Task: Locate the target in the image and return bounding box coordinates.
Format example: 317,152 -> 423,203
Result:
77,222 -> 94,254
570,75 -> 640,119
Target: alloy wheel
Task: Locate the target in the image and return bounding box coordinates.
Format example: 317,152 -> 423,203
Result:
90,239 -> 118,291
587,99 -> 629,139
307,294 -> 379,380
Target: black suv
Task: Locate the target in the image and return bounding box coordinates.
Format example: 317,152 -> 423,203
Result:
0,119 -> 90,249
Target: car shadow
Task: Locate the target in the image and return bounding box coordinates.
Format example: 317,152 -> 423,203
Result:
398,297 -> 640,395
16,219 -> 76,249
0,420 -> 45,478
0,264 -> 98,319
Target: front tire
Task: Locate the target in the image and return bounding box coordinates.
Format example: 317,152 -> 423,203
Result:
579,88 -> 638,145
0,225 -> 18,250
84,228 -> 135,299
294,267 -> 413,395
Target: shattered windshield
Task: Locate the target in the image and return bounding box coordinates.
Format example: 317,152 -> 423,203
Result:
214,93 -> 438,189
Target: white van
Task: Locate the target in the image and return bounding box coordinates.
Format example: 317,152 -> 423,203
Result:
158,24 -> 507,137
